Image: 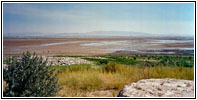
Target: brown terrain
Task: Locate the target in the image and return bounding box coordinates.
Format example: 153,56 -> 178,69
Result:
3,37 -> 194,56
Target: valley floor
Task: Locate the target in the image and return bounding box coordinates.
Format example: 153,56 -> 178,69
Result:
3,37 -> 194,56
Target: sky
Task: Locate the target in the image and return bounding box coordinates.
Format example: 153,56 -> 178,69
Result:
3,3 -> 195,36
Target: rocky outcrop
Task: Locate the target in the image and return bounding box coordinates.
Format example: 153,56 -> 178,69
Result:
42,56 -> 92,66
3,56 -> 92,69
117,78 -> 194,97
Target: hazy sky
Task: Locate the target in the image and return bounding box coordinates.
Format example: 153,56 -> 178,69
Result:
3,3 -> 195,36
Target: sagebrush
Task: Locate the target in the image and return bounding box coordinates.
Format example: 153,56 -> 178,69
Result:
3,52 -> 60,97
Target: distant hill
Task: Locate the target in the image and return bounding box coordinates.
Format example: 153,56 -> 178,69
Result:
3,31 -> 191,38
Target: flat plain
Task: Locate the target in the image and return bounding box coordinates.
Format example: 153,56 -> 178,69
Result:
3,37 -> 194,56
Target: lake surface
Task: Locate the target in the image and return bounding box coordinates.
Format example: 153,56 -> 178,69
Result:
80,39 -> 194,53
40,41 -> 84,46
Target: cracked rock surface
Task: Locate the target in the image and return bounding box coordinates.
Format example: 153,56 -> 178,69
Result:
117,78 -> 194,97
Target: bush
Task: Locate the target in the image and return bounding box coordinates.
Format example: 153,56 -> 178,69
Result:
98,59 -> 108,65
105,62 -> 117,73
104,62 -> 125,73
3,52 -> 60,97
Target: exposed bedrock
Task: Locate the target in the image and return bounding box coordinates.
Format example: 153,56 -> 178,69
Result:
117,78 -> 194,97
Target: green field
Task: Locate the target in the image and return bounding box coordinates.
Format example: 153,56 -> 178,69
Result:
82,55 -> 194,67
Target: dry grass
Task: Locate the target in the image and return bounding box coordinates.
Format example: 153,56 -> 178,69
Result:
55,62 -> 194,97
3,81 -> 7,92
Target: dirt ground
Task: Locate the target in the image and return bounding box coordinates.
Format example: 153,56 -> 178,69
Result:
3,37 -> 194,56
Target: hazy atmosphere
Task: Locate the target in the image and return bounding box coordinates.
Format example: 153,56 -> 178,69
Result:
3,3 -> 194,37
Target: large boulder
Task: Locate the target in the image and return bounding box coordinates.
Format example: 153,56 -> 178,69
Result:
117,78 -> 194,97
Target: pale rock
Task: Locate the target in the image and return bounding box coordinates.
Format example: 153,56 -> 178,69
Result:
117,78 -> 194,97
42,56 -> 92,66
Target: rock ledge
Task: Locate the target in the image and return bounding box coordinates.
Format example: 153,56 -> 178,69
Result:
117,78 -> 194,97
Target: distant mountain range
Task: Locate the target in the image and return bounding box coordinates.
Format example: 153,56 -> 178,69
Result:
3,31 -> 191,38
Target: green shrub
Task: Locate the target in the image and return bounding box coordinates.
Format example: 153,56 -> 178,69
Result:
3,51 -> 60,97
98,59 -> 108,65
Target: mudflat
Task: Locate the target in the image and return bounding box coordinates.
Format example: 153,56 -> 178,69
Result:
3,37 -> 194,56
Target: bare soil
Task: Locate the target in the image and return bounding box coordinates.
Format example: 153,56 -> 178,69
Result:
3,37 -> 194,56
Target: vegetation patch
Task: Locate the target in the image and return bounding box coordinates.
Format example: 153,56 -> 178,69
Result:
3,53 -> 194,97
83,55 -> 194,67
55,61 -> 194,97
